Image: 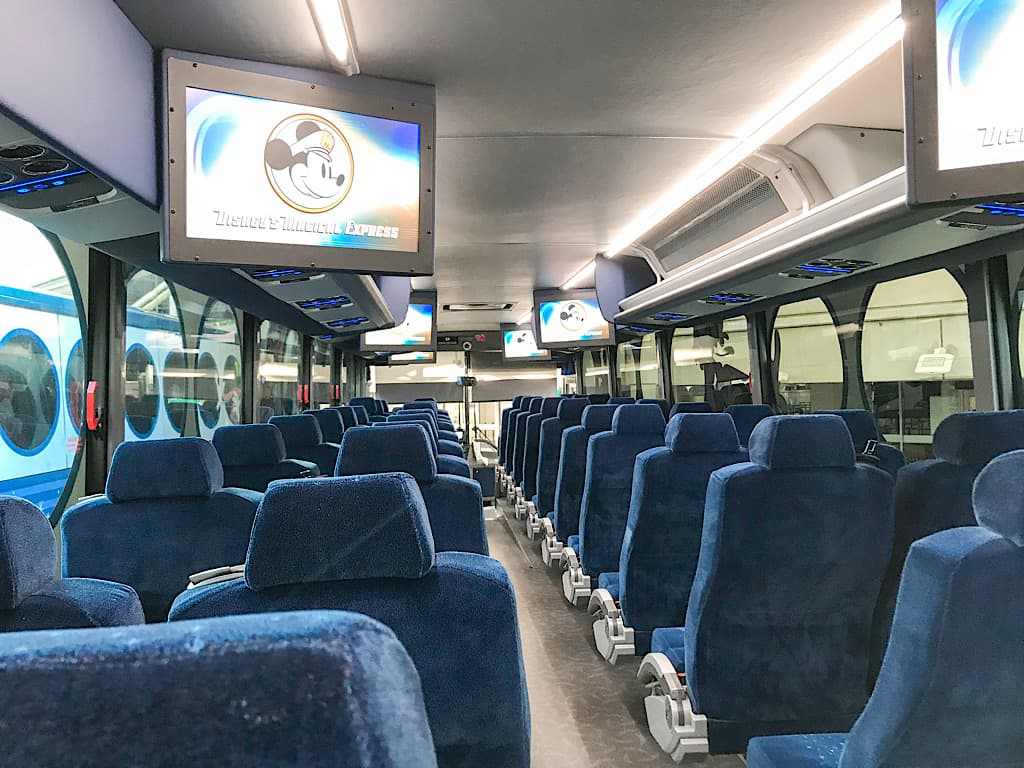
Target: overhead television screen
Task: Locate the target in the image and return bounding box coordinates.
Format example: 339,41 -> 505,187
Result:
362,299 -> 436,352
502,327 -> 551,360
906,0 -> 1024,205
164,57 -> 435,274
535,292 -> 612,348
389,351 -> 436,364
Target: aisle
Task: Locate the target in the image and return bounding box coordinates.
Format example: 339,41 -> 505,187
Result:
485,504 -> 745,768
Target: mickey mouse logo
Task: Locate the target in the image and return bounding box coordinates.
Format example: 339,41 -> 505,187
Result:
264,114 -> 354,214
559,302 -> 587,332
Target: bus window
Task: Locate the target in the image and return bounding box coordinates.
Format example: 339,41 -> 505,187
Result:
258,321 -> 300,419
616,334 -> 662,399
772,298 -> 843,414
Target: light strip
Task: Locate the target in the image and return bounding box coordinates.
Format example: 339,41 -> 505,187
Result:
515,310 -> 533,326
308,0 -> 360,75
605,3 -> 904,258
560,261 -> 596,290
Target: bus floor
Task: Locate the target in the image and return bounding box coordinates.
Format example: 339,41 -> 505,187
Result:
485,502 -> 746,768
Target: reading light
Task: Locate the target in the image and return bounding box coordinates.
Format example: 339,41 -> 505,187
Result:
560,261 -> 596,290
605,2 -> 904,258
308,0 -> 360,75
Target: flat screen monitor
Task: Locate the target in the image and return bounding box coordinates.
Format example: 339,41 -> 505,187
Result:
388,351 -> 436,364
534,290 -> 612,349
361,294 -> 436,352
164,56 -> 435,273
501,325 -> 551,360
905,0 -> 1024,206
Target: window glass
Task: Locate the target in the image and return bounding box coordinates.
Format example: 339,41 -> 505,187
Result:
772,298 -> 843,413
670,327 -> 706,404
862,269 -> 974,460
0,212 -> 84,515
124,270 -> 186,441
311,339 -> 334,408
616,334 -> 662,399
258,321 -> 300,420
193,296 -> 243,436
582,348 -> 610,394
669,319 -> 750,410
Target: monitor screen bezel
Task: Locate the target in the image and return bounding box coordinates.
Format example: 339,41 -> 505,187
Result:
500,323 -> 552,361
360,291 -> 437,352
163,55 -> 435,274
904,0 -> 1024,207
386,351 -> 437,365
532,288 -> 613,350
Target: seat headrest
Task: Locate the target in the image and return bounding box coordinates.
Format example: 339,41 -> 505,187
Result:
748,415 -> 856,470
933,410 -> 1024,466
107,438 -> 224,503
332,406 -> 358,429
337,425 -> 437,483
540,398 -> 560,418
528,399 -> 543,414
512,396 -> 525,408
557,398 -> 589,424
973,450 -> 1024,546
303,409 -> 345,443
609,397 -> 635,405
402,401 -> 438,413
389,413 -> 438,440
0,497 -> 56,609
666,413 -> 742,454
638,398 -> 670,418
349,397 -> 380,415
245,474 -> 434,590
816,409 -> 880,450
613,404 -> 667,436
587,394 -> 610,405
670,402 -> 713,417
269,415 -> 323,448
725,404 -> 775,443
400,408 -> 438,425
350,406 -> 369,425
213,425 -> 286,466
581,404 -> 619,432
373,422 -> 439,458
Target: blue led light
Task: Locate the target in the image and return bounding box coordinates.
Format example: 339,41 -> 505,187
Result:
52,179 -> 65,186
979,203 -> 1024,216
0,168 -> 86,193
15,188 -> 28,194
652,312 -> 690,321
327,316 -> 369,328
32,184 -> 47,190
795,264 -> 853,275
706,294 -> 750,303
252,268 -> 304,279
298,296 -> 352,309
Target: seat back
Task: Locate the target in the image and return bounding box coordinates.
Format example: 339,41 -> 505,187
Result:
637,398 -> 670,419
351,405 -> 370,425
213,424 -> 318,492
269,414 -> 340,476
0,611 -> 437,768
332,406 -> 359,429
684,415 -> 893,751
62,439 -> 261,621
817,408 -> 906,479
501,396 -> 526,470
871,409 -> 1024,677
609,397 -> 635,405
337,425 -> 487,555
587,393 -> 610,405
350,396 -> 381,416
303,409 -> 346,443
670,402 -> 713,417
725,404 -> 774,446
372,422 -> 471,478
523,398 -> 560,501
536,399 -> 589,518
390,411 -> 439,440
840,450 -> 1024,768
618,414 -> 745,638
553,405 -> 619,542
578,404 -> 666,575
168,474 -> 528,768
512,397 -> 541,483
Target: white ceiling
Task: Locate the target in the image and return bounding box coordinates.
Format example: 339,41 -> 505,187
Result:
116,0 -> 896,330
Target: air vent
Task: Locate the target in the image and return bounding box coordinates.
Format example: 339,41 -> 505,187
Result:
700,292 -> 762,307
442,302 -> 516,312
0,142 -> 111,210
780,258 -> 876,280
627,325 -> 655,334
295,295 -> 352,310
245,268 -> 323,285
326,316 -> 369,328
650,312 -> 691,322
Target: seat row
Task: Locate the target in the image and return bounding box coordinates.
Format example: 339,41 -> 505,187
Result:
497,396 -> 1024,764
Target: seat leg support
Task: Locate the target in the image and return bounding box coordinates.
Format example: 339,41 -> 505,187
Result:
637,653 -> 709,763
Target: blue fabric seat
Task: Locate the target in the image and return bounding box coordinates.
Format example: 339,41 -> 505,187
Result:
654,415 -> 892,755
816,409 -> 905,479
332,405 -> 359,430
523,398 -> 560,505
169,473 -> 529,768
303,408 -> 346,443
213,424 -> 319,492
725,403 -> 775,446
599,414 -> 746,654
0,610 -> 437,767
638,398 -> 670,419
269,414 -> 340,475
501,396 -> 526,471
748,449 -> 1024,768
670,402 -> 713,417
390,412 -> 464,457
0,497 -> 144,631
350,396 -> 386,423
351,405 -> 370,425
337,425 -> 487,555
62,438 -> 262,621
577,404 -> 666,578
609,396 -> 635,405
512,398 -> 542,486
587,394 -> 611,405
399,408 -> 460,444
372,421 -> 472,478
536,399 -> 589,519
553,405 -> 619,543
870,409 -> 1024,680
650,626 -> 687,671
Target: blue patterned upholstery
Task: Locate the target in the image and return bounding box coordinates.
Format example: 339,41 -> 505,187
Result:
501,397 -> 526,470
670,402 -> 714,416
587,394 -> 611,405
351,405 -> 370,425
169,473 -> 529,768
817,409 -> 906,479
512,398 -> 541,484
374,422 -> 471,478
303,408 -> 346,442
725,403 -> 775,446
871,409 -> 1024,680
578,404 -> 666,577
682,415 -> 893,754
609,397 -> 635,405
62,439 -> 261,621
536,399 -> 589,519
337,425 -> 487,555
747,734 -> 846,768
638,398 -> 670,419
269,415 -> 340,475
609,414 -> 746,653
333,406 -> 359,429
0,611 -> 437,767
523,398 -> 560,502
651,626 -> 687,671
213,424 -> 319,492
350,396 -> 382,416
0,497 -> 143,631
553,405 -> 619,543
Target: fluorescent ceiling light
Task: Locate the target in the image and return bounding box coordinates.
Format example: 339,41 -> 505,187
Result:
605,3 -> 903,257
560,261 -> 596,290
516,310 -> 533,325
308,0 -> 360,75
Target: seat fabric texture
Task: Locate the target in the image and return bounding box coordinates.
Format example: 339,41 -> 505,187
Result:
522,398 -> 560,501
268,414 -> 340,475
213,424 -> 318,492
512,398 -> 542,484
535,399 -> 588,518
303,408 -> 346,442
670,402 -> 713,416
817,409 -> 905,479
553,405 -> 619,543
725,404 -> 775,446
